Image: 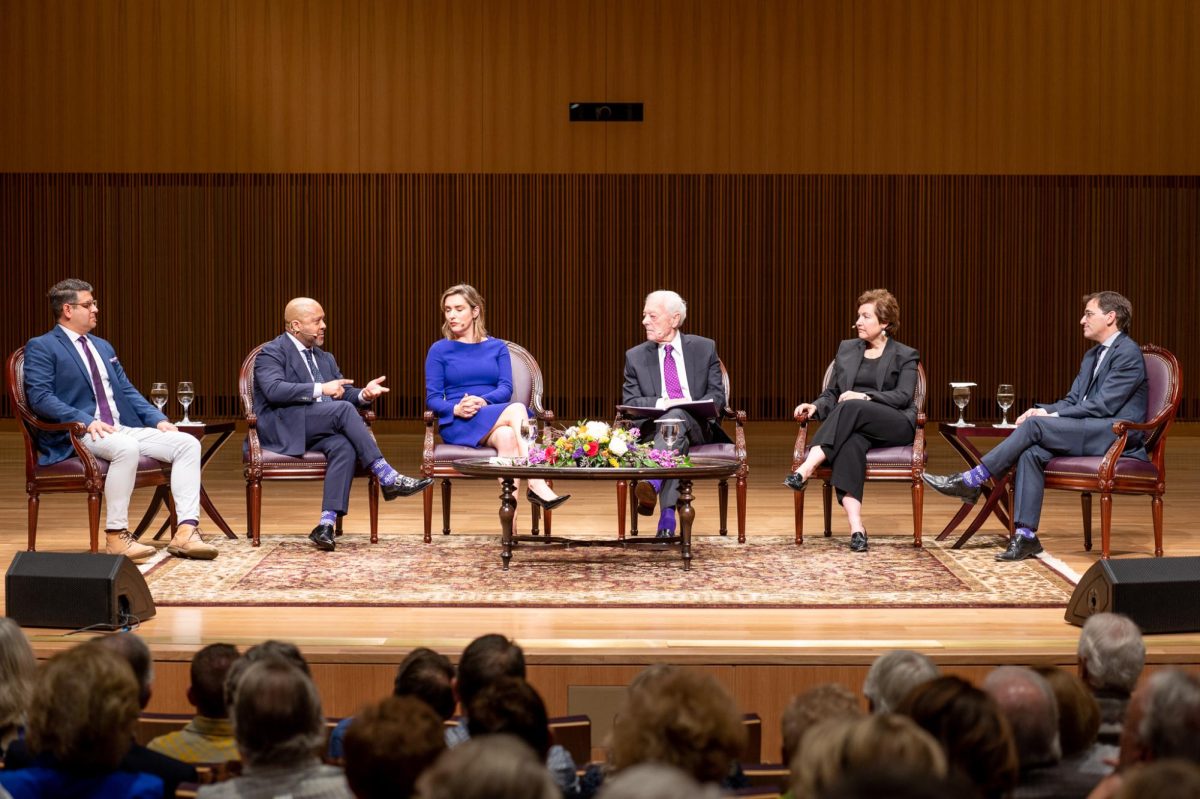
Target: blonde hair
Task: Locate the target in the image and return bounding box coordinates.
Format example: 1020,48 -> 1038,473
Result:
0,618 -> 37,744
440,284 -> 488,341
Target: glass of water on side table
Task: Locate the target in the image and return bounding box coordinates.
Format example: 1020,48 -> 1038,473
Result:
949,382 -> 976,427
654,418 -> 683,449
150,383 -> 168,414
995,384 -> 1016,428
520,417 -> 539,461
177,381 -> 196,425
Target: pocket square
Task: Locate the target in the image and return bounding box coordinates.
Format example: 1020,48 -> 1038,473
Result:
109,356 -> 119,363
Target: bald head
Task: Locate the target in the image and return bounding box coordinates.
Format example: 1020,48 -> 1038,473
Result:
284,298 -> 326,348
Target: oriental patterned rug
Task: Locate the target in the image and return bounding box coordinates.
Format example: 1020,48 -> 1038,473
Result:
142,534 -> 1076,609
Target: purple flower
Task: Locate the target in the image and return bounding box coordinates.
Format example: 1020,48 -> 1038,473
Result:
572,447 -> 584,460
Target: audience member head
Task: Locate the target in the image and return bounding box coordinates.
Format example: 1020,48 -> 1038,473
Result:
232,659 -> 324,769
781,683 -> 864,765
95,632 -> 153,709
1120,668 -> 1200,767
188,643 -> 238,720
455,634 -> 525,712
1077,613 -> 1145,695
224,639 -> 311,710
0,618 -> 37,745
26,642 -> 140,774
597,763 -> 722,799
1113,759 -> 1200,799
1034,666 -> 1100,758
856,288 -> 901,336
439,284 -> 488,341
610,666 -> 746,784
415,734 -> 559,799
789,714 -> 947,799
983,666 -> 1061,769
466,676 -> 551,760
343,696 -> 446,799
897,675 -> 1018,799
818,771 -> 977,799
394,647 -> 456,721
862,649 -> 940,714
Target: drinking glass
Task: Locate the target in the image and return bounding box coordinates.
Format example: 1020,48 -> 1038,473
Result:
655,418 -> 683,448
520,417 -> 539,457
949,382 -> 975,427
177,381 -> 195,425
150,383 -> 168,413
995,384 -> 1016,428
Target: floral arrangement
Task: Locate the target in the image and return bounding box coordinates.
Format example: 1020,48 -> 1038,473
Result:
525,420 -> 690,469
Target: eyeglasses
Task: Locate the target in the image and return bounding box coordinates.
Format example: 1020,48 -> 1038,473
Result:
68,301 -> 99,310
1082,310 -> 1109,319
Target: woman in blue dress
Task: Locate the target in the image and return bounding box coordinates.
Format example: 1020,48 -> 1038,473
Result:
425,284 -> 569,510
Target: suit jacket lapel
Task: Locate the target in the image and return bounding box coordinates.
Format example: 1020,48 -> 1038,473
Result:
53,328 -> 92,384
641,342 -> 661,397
874,341 -> 898,390
842,341 -> 865,392
679,333 -> 705,395
282,335 -> 311,383
1083,345 -> 1106,396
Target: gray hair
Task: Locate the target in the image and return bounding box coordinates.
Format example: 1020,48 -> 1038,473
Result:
233,660 -> 325,768
598,763 -> 723,799
1138,669 -> 1200,762
95,633 -> 154,709
863,650 -> 940,714
47,278 -> 93,320
1078,613 -> 1145,693
983,666 -> 1061,768
416,734 -> 559,799
0,618 -> 37,735
645,290 -> 688,326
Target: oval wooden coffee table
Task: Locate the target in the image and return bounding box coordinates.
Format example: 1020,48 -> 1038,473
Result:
453,457 -> 739,571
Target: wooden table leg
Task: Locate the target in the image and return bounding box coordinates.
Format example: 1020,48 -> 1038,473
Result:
952,472 -> 1015,549
133,487 -> 168,539
500,477 -> 516,570
678,478 -> 694,571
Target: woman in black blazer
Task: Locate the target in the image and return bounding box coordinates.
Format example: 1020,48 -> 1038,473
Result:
785,289 -> 920,553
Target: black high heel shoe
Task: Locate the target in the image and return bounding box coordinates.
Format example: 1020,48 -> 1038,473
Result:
783,472 -> 808,492
526,490 -> 571,511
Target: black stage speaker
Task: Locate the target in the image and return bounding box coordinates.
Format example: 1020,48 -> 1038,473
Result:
5,552 -> 156,629
1065,557 -> 1200,634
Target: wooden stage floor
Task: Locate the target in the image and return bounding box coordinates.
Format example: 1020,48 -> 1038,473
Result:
4,422 -> 1198,759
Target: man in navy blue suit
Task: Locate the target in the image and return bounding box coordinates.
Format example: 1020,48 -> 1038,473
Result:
23,279 -> 218,562
254,297 -> 431,551
924,291 -> 1148,561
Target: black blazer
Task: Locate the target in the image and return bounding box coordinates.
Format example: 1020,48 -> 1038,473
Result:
811,338 -> 921,427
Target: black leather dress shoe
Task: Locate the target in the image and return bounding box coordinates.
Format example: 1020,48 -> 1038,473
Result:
995,534 -> 1043,561
309,524 -> 336,552
381,475 -> 434,501
655,529 -> 675,539
849,531 -> 869,552
922,472 -> 982,503
635,481 -> 658,516
527,491 -> 571,511
783,472 -> 808,492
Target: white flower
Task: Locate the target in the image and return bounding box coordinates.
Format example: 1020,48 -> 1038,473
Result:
584,421 -> 611,439
608,436 -> 628,456
564,426 -> 580,438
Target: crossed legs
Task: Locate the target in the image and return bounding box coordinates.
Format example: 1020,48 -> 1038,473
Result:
483,402 -> 559,501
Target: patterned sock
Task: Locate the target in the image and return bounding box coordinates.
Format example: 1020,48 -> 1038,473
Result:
1015,526 -> 1037,540
319,510 -> 338,527
962,464 -> 991,488
647,479 -> 662,494
369,457 -> 399,486
658,507 -> 676,533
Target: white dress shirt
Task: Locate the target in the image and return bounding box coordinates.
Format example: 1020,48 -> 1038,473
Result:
59,324 -> 121,425
655,332 -> 693,407
287,333 -> 325,401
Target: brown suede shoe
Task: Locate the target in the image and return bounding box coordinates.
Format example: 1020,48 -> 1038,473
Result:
106,530 -> 156,563
167,527 -> 219,560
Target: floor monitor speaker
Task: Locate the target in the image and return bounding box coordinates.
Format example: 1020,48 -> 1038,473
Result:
1065,557 -> 1200,634
5,552 -> 156,629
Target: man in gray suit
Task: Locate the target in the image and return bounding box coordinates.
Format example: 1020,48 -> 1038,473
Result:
924,291 -> 1148,562
621,290 -> 731,537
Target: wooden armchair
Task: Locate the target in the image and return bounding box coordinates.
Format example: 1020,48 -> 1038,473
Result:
792,361 -> 927,546
1040,344 -> 1181,559
421,341 -> 555,543
615,359 -> 749,542
239,343 -> 379,547
7,347 -> 175,553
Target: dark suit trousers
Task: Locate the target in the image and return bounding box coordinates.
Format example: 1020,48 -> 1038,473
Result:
645,407 -> 706,509
980,415 -> 1120,532
810,400 -> 913,504
305,401 -> 384,514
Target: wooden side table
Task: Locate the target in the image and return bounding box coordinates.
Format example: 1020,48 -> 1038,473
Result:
133,421 -> 239,541
935,425 -> 1016,548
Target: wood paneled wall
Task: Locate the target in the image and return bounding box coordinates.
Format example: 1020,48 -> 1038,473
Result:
1,0 -> 1197,174
2,174 -> 1195,422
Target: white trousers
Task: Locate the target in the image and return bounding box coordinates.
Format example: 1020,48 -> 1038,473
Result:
81,426 -> 201,530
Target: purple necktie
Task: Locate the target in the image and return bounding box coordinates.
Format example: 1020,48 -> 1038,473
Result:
663,344 -> 684,400
78,336 -> 115,425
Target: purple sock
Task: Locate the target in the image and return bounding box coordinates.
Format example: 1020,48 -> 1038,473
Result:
647,479 -> 662,494
658,507 -> 676,533
369,457 -> 399,486
178,519 -> 198,528
1015,526 -> 1037,540
319,510 -> 338,527
962,464 -> 991,488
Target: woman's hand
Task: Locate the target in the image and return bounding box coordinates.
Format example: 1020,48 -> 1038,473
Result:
454,394 -> 485,419
794,403 -> 817,419
837,391 -> 870,403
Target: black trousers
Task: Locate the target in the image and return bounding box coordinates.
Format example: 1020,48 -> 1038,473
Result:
810,400 -> 913,504
304,401 -> 384,514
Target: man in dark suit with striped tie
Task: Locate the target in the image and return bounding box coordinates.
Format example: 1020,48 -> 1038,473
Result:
924,291 -> 1148,561
253,297 -> 431,551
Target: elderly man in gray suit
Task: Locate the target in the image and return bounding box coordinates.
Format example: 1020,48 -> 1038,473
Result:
621,290 -> 731,537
